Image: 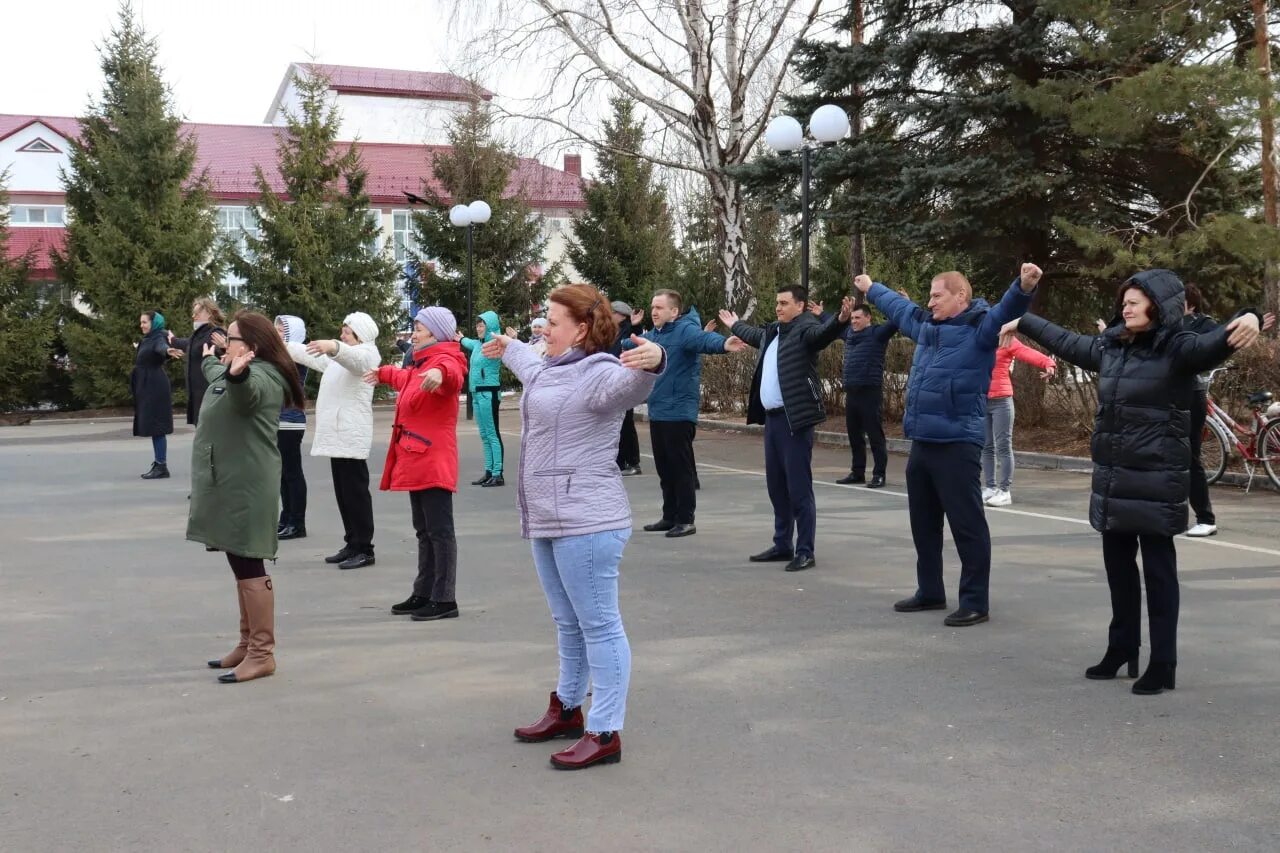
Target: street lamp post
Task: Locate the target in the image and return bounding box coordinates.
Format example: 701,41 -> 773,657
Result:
764,105 -> 851,294
449,200 -> 492,420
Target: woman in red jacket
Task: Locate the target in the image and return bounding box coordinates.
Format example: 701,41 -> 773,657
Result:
982,320 -> 1056,507
364,307 -> 470,621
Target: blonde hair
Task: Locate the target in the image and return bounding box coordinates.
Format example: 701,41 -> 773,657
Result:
932,271 -> 972,302
192,296 -> 225,326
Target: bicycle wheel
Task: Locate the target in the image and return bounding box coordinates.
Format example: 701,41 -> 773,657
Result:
1258,419 -> 1280,490
1200,421 -> 1229,485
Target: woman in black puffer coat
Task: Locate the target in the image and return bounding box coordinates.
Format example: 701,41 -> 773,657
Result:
1016,269 -> 1261,695
132,310 -> 175,480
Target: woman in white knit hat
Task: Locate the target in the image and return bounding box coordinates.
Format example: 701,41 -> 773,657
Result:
286,311 -> 381,570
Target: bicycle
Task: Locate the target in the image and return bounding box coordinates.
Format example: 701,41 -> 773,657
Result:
1200,367 -> 1280,491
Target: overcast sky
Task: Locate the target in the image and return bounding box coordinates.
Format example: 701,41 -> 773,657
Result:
2,0 -> 504,126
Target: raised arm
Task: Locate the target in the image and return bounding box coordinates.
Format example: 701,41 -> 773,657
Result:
1168,310 -> 1262,374
729,320 -> 765,349
978,278 -> 1037,340
286,340 -> 329,373
1016,314 -> 1103,372
871,319 -> 899,344
864,283 -> 928,343
800,309 -> 851,351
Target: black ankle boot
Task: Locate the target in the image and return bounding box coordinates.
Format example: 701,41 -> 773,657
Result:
1132,661 -> 1176,695
1085,647 -> 1139,680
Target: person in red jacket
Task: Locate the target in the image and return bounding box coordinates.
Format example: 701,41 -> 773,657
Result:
364,306 -> 469,622
982,320 -> 1056,507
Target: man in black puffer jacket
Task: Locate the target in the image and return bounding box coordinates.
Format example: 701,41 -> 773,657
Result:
1017,269 -> 1261,695
722,286 -> 851,573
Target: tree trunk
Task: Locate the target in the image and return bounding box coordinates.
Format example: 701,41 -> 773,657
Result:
847,0 -> 866,286
710,173 -> 754,315
1252,0 -> 1279,322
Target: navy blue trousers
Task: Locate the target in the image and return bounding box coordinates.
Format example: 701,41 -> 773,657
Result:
905,441 -> 991,612
764,411 -> 816,558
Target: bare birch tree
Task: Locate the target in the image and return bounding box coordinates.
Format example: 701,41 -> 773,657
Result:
453,0 -> 831,313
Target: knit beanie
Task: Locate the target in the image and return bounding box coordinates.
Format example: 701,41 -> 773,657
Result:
343,311 -> 378,344
415,306 -> 457,343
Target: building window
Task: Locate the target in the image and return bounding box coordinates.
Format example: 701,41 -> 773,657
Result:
9,205 -> 66,226
392,210 -> 419,263
18,137 -> 60,153
366,209 -> 384,255
216,206 -> 260,302
544,217 -> 563,235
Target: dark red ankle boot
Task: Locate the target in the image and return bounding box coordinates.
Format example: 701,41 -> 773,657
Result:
550,731 -> 622,770
514,691 -> 585,743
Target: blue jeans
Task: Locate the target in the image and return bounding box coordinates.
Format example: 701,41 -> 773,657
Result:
981,396 -> 1015,490
530,528 -> 632,733
151,435 -> 167,464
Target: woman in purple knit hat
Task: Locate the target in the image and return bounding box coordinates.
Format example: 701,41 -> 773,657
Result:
482,284 -> 666,770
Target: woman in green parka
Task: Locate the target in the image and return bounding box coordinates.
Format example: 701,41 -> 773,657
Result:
188,311 -> 306,684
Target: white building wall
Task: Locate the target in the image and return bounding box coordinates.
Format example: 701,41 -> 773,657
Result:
0,122 -> 71,193
268,78 -> 468,146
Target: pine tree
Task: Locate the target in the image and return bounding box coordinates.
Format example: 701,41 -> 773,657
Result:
0,176 -> 59,411
235,66 -> 400,346
567,98 -> 677,310
56,2 -> 222,406
410,98 -> 547,326
744,0 -> 1273,320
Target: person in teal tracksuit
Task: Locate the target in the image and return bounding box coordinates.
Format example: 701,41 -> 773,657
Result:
459,310 -> 505,487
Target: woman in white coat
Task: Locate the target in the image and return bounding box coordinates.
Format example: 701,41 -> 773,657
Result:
286,311 -> 381,570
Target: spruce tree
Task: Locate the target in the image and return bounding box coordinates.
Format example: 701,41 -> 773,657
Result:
743,0 -> 1272,319
0,177 -> 59,411
410,98 -> 547,326
567,98 -> 677,310
56,2 -> 222,406
235,66 -> 400,346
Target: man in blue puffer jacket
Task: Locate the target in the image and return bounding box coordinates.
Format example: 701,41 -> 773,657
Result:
855,264 -> 1041,627
626,289 -> 746,538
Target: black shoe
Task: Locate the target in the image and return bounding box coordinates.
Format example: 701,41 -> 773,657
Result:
867,475 -> 886,489
278,525 -> 306,540
338,552 -> 375,570
944,608 -> 989,627
643,519 -> 676,532
665,523 -> 696,538
784,555 -> 815,572
894,595 -> 947,612
277,522 -> 287,535
205,546 -> 220,552
620,465 -> 642,476
325,546 -> 356,564
410,600 -> 459,621
141,462 -> 170,480
391,595 -> 430,615
750,546 -> 794,563
836,472 -> 865,485
471,472 -> 493,486
1132,661 -> 1176,695
1085,647 -> 1140,680
481,475 -> 505,487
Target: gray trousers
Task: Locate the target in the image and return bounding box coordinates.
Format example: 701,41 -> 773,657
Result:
981,396 -> 1015,490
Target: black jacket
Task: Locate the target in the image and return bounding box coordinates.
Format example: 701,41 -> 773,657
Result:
1019,270 -> 1252,537
609,317 -> 634,358
131,329 -> 174,438
732,311 -> 849,432
171,323 -> 225,425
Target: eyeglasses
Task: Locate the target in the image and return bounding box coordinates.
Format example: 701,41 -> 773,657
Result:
226,336 -> 246,343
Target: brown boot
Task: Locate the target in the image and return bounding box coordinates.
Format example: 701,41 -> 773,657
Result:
207,583 -> 249,669
219,576 -> 276,683
514,691 -> 585,742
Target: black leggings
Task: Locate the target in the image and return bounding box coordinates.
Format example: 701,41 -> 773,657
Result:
227,553 -> 266,580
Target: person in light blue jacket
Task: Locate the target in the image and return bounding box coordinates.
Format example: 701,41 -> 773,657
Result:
855,265 -> 1040,628
625,289 -> 745,538
459,310 -> 505,487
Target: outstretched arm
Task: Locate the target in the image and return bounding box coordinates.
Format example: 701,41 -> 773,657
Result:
725,311 -> 765,349
859,279 -> 928,343
1007,337 -> 1056,371
1169,310 -> 1262,373
286,340 -> 329,373
1015,314 -> 1103,372
583,337 -> 666,413
979,265 -> 1041,339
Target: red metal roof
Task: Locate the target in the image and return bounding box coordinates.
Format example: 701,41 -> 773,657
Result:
4,227 -> 64,280
2,114 -> 584,277
306,64 -> 493,102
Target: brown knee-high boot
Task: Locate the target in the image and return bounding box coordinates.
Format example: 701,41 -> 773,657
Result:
219,576 -> 276,683
208,583 -> 249,669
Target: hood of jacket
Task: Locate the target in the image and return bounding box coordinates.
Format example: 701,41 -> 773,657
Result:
343,311 -> 379,345
477,310 -> 500,342
937,297 -> 991,328
1105,269 -> 1184,347
275,314 -> 307,344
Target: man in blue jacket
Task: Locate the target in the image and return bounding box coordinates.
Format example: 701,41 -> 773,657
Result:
838,304 -> 898,488
628,289 -> 746,538
855,264 -> 1040,626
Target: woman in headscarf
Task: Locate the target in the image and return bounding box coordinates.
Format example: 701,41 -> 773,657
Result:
133,310 -> 174,480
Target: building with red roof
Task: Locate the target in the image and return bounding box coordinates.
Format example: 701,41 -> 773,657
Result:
1,64 -> 584,309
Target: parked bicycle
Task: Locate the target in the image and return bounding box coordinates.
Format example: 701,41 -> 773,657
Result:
1200,366 -> 1280,491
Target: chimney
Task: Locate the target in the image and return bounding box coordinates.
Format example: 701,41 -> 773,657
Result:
563,153 -> 582,177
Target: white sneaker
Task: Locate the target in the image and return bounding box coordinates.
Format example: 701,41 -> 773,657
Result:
981,486 -> 998,502
1186,523 -> 1217,537
985,489 -> 1012,507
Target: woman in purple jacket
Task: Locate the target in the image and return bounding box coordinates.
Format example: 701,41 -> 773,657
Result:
483,284 -> 666,770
